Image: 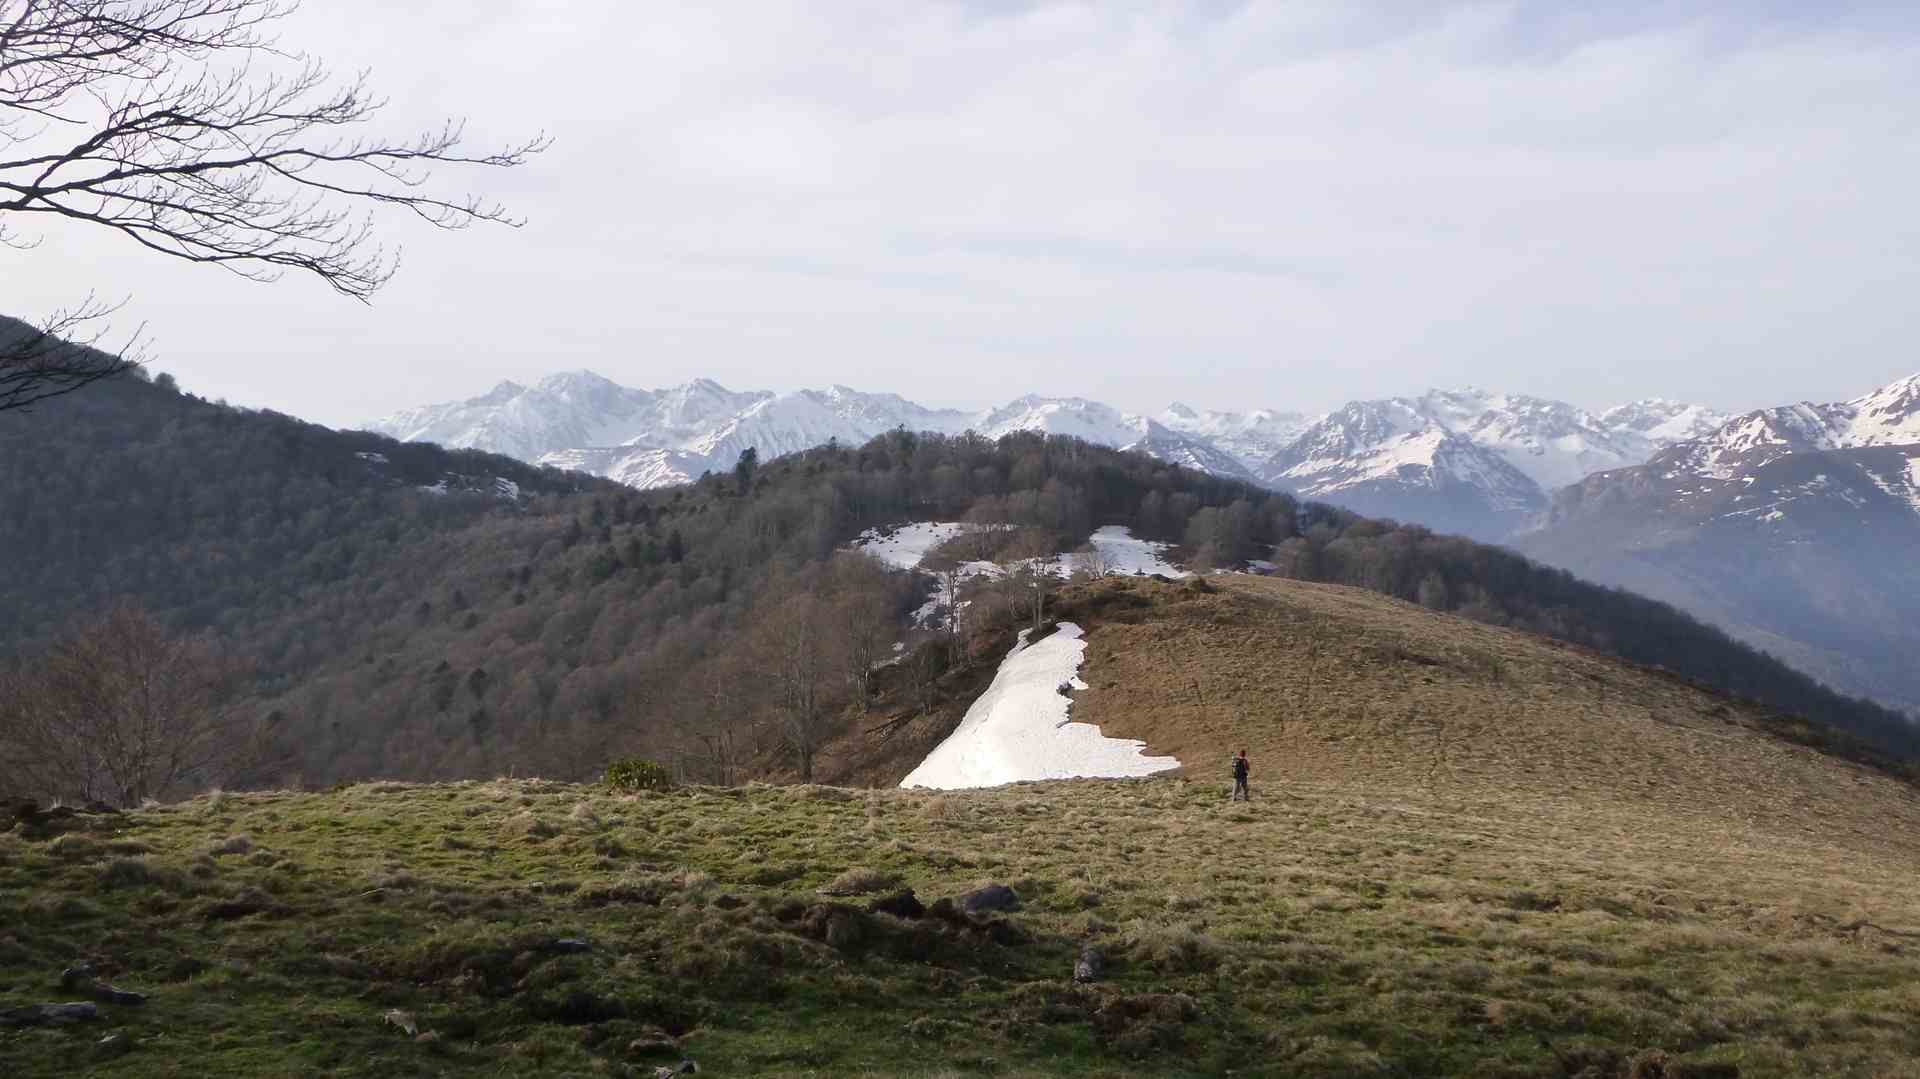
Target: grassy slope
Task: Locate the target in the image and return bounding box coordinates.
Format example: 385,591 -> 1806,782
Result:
3,780 -> 1918,1075
6,578 -> 1920,1077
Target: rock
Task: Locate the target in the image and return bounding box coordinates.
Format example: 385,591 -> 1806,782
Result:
60,962 -> 97,988
547,938 -> 592,954
1,1002 -> 101,1025
1073,945 -> 1105,983
63,962 -> 146,1005
93,983 -> 146,1005
868,889 -> 926,920
96,1032 -> 131,1057
626,1028 -> 680,1055
653,1062 -> 698,1078
383,1009 -> 418,1036
983,918 -> 1027,946
957,883 -> 1020,914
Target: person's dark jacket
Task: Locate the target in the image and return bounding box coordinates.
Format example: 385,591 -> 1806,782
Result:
1233,756 -> 1249,781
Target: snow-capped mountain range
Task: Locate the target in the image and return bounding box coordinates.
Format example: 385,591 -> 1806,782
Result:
1256,390 -> 1729,538
1536,373 -> 1920,536
1519,372 -> 1920,716
364,374 -> 1720,531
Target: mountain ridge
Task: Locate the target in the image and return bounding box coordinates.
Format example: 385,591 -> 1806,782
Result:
363,374 -> 1724,514
1521,371 -> 1920,714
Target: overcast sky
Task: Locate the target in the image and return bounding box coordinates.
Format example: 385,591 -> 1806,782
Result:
10,1 -> 1920,427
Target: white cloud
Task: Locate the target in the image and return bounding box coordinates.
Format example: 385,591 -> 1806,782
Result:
6,1 -> 1919,424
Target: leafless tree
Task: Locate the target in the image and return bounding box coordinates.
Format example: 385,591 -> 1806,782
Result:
826,551 -> 898,708
1001,527 -> 1059,634
0,600 -> 285,805
753,587 -> 839,784
669,653 -> 749,786
0,0 -> 548,412
1069,541 -> 1112,580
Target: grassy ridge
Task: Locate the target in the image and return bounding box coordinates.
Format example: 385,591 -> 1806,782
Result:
5,776 -> 1919,1077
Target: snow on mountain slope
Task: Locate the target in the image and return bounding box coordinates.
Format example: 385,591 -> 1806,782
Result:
899,622 -> 1180,790
970,395 -> 1145,446
370,372 -> 1722,508
1601,398 -> 1730,452
1157,403 -> 1313,467
1418,389 -> 1644,491
1252,387 -> 1732,538
1263,399 -> 1542,509
368,373 -> 765,462
1647,373 -> 1920,482
1844,373 -> 1920,447
1122,421 -> 1262,483
369,374 -> 1303,489
538,445 -> 717,489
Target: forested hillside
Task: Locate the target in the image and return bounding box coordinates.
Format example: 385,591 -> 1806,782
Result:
1,370 -> 1913,802
0,371 -> 603,651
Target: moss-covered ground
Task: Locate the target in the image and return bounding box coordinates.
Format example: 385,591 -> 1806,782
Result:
5,774 -> 1919,1077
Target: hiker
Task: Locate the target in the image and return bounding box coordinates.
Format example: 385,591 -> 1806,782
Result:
1230,749 -> 1251,801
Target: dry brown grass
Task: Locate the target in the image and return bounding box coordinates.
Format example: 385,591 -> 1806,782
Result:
1056,574 -> 1920,867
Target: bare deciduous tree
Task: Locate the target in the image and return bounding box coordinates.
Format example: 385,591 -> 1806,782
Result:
671,653 -> 749,786
754,586 -> 839,784
0,601 -> 284,804
0,0 -> 548,412
827,551 -> 898,708
1069,541 -> 1112,580
1000,527 -> 1059,634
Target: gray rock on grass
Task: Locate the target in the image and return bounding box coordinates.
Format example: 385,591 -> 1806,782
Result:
957,883 -> 1020,914
1074,945 -> 1106,983
1,1002 -> 101,1025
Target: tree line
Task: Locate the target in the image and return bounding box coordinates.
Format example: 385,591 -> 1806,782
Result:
3,375 -> 1914,804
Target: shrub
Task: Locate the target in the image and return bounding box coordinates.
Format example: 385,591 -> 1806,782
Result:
604,757 -> 673,793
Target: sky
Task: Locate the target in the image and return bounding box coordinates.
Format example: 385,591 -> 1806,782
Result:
8,0 -> 1920,427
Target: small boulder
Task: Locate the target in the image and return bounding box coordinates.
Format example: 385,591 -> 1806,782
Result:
1,1002 -> 101,1025
868,889 -> 926,920
546,938 -> 592,954
383,1009 -> 418,1036
957,883 -> 1020,914
626,1027 -> 680,1056
92,984 -> 146,1006
1073,945 -> 1105,983
60,962 -> 97,989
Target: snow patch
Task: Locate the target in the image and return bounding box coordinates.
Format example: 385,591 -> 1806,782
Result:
852,523 -> 969,571
900,623 -> 1180,789
1085,525 -> 1188,578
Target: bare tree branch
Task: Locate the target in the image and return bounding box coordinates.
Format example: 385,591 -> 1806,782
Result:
0,297 -> 142,411
0,0 -> 547,412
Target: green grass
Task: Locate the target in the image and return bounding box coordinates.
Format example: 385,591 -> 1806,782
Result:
3,777 -> 1918,1077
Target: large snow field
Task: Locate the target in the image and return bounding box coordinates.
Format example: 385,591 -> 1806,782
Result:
900,622 -> 1182,790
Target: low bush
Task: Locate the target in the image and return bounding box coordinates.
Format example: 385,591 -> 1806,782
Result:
604,758 -> 673,793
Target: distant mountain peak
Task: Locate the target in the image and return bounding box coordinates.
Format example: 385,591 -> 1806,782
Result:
368,374 -> 1724,524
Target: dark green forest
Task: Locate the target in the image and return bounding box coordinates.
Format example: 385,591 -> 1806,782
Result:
2,369 -> 1914,800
